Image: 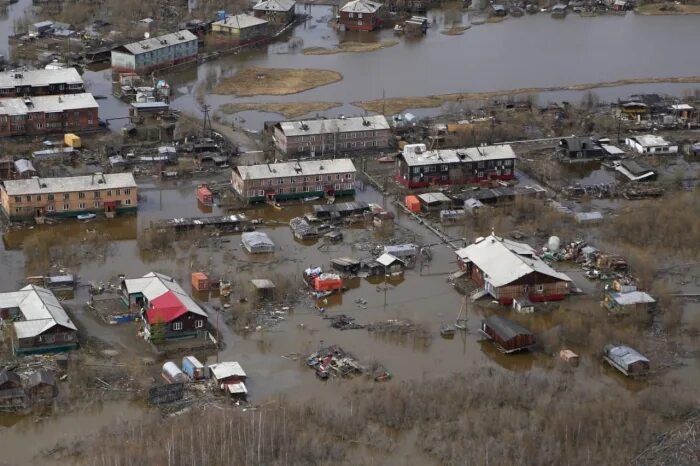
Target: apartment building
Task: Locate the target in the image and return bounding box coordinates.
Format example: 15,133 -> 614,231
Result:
0,68 -> 84,98
395,144 -> 517,188
0,93 -> 99,137
0,173 -> 138,220
272,116 -> 390,156
231,159 -> 356,203
111,30 -> 198,74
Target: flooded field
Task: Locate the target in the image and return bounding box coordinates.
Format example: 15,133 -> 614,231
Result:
2,173 -> 700,462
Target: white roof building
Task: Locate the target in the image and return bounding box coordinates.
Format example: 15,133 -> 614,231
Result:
276,116 -> 389,138
0,93 -> 98,117
456,234 -> 571,288
234,159 -> 356,181
119,30 -> 197,56
0,285 -> 77,339
209,362 -> 247,381
213,14 -> 268,30
1,173 -> 136,196
400,145 -> 517,167
625,135 -> 678,155
0,67 -> 83,90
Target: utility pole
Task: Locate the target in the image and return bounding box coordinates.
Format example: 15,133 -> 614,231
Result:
201,104 -> 211,138
382,88 -> 386,116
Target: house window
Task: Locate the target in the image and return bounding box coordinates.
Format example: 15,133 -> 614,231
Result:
79,202 -> 85,209
63,203 -> 69,210
94,191 -> 101,198
48,194 -> 54,200
173,321 -> 183,331
94,201 -> 101,208
36,195 -> 41,201
14,196 -> 21,203
14,207 -> 21,213
25,195 -> 31,202
116,189 -> 121,195
107,190 -> 111,196
124,199 -> 131,206
537,285 -> 544,293
124,188 -> 131,195
195,320 -> 204,329
78,192 -> 85,199
64,193 -> 70,200
47,205 -> 54,212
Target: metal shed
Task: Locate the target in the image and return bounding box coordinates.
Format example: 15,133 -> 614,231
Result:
603,344 -> 649,376
480,315 -> 535,353
241,232 -> 275,254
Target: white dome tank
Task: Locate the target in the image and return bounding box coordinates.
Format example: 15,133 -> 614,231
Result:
548,236 -> 561,252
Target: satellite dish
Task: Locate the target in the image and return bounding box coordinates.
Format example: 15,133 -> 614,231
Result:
144,32 -> 150,39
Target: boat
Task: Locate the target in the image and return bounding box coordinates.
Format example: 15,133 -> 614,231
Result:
455,296 -> 469,331
303,196 -> 321,202
77,213 -> 96,221
440,323 -> 456,338
377,155 -> 395,164
393,24 -> 404,34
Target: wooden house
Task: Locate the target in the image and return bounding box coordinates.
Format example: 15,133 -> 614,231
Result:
558,137 -> 604,159
339,0 -> 383,31
480,315 -> 535,353
121,272 -> 209,341
253,0 -> 296,26
26,370 -> 57,405
456,234 -> 571,305
0,370 -> 27,411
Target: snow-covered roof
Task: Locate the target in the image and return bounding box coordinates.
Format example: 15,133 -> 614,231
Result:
118,30 -> 197,56
213,14 -> 268,29
0,93 -> 98,117
1,173 -> 135,196
375,253 -> 403,267
0,285 -> 76,338
0,67 -> 82,89
242,231 -> 275,248
606,345 -> 649,367
253,0 -> 295,12
456,234 -> 571,288
629,134 -> 673,148
610,291 -> 656,306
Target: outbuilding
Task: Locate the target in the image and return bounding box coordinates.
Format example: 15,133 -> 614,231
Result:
603,344 -> 649,376
480,315 -> 535,353
241,231 -> 275,253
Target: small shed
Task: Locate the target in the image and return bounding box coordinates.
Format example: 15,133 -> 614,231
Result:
64,133 -> 82,148
14,159 -> 37,178
162,362 -> 188,383
26,371 -> 58,404
251,279 -> 276,299
464,198 -> 484,214
45,273 -> 76,290
374,253 -> 405,275
313,273 -> 343,292
512,296 -> 534,314
330,257 -> 362,275
480,315 -> 535,353
417,192 -> 452,211
0,370 -> 21,391
603,344 -> 649,376
405,195 -> 421,213
440,209 -> 465,224
182,356 -> 206,380
0,370 -> 26,411
191,272 -> 210,291
209,362 -> 247,386
226,382 -> 248,400
242,232 -> 275,254
559,349 -> 579,366
382,243 -> 419,259
197,185 -> 213,206
604,290 -> 656,315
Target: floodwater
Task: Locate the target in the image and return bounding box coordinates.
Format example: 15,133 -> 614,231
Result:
4,5 -> 700,129
0,0 -> 31,57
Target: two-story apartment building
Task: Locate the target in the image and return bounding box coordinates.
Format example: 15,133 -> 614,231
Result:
231,159 -> 356,203
395,144 -> 517,188
272,116 -> 390,156
0,172 -> 138,221
110,30 -> 198,74
0,68 -> 84,98
339,0 -> 383,31
252,0 -> 296,26
211,14 -> 269,43
0,93 -> 99,137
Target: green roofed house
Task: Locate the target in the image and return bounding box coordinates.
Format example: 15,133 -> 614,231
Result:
231,158 -> 356,203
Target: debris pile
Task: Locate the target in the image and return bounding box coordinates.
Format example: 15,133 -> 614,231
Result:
306,345 -> 365,380
326,314 -> 365,331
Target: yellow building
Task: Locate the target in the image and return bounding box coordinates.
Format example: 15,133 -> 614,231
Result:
0,172 -> 138,221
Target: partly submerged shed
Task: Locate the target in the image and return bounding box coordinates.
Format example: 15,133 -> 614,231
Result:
480,315 -> 535,353
241,231 -> 275,253
603,344 -> 649,376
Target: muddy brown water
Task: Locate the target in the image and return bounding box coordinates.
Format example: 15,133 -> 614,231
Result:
2,178 -> 699,463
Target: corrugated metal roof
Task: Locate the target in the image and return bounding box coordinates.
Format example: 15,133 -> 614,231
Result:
123,272 -> 207,318
1,173 -> 136,196
456,234 -> 571,288
119,30 -> 197,56
340,0 -> 382,13
14,158 -> 35,174
483,315 -> 532,340
213,14 -> 268,29
242,232 -> 275,248
375,253 -> 403,267
253,0 -> 296,11
606,345 -> 649,366
251,279 -> 275,289
610,291 -> 655,306
382,244 -> 419,256
418,192 -> 451,204
209,362 -> 246,380
0,67 -> 83,89
630,134 -> 673,148
0,93 -> 98,116
0,285 -> 77,338
236,158 -> 356,181
401,145 -> 517,167
278,115 -> 389,137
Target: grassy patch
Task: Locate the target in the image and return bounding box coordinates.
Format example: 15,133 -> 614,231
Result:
213,67 -> 343,96
219,101 -> 342,118
303,40 -> 399,55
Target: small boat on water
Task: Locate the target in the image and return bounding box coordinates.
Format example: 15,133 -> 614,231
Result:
377,155 -> 395,164
303,196 -> 321,202
77,213 -> 96,221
